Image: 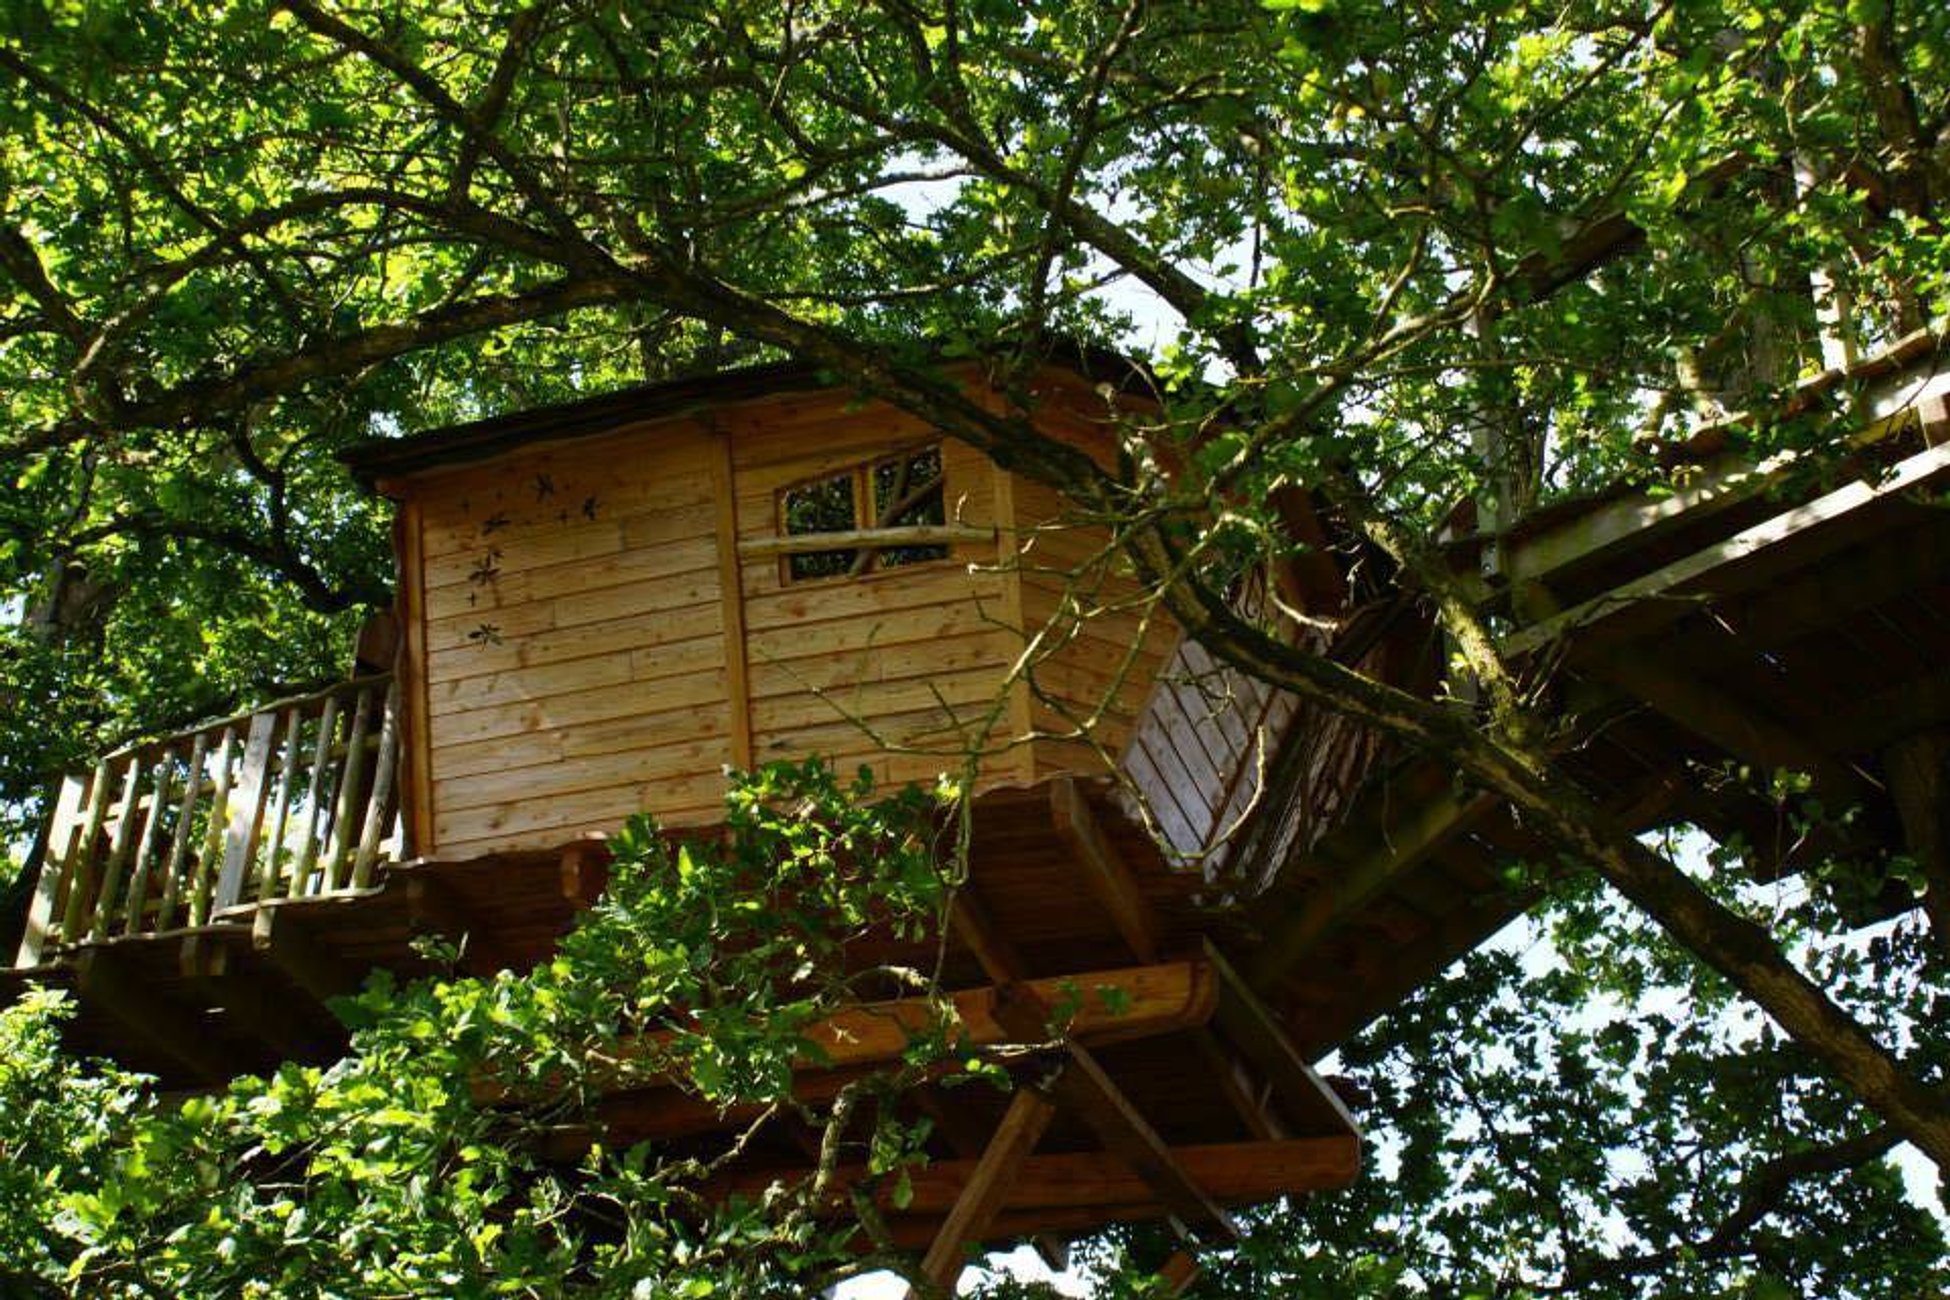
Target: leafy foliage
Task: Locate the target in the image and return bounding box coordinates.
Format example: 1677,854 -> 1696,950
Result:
3,0 -> 1950,1294
0,761 -> 979,1298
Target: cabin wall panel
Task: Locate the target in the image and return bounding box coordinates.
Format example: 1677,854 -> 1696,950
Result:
406,420 -> 731,856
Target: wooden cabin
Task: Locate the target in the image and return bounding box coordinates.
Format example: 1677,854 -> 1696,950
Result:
3,355 -> 1367,1292
10,331 -> 1950,1291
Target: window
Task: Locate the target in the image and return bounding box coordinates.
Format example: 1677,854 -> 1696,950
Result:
779,445 -> 949,581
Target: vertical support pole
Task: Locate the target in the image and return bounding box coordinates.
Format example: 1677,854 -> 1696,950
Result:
121,750 -> 177,935
57,760 -> 113,945
89,757 -> 146,939
188,727 -> 238,926
289,694 -> 340,898
257,708 -> 305,903
324,685 -> 375,891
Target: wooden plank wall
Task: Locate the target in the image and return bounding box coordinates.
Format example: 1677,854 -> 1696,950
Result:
732,394 -> 1021,794
410,420 -> 733,856
398,376 -> 1203,858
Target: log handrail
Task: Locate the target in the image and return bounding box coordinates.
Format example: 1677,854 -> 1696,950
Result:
13,675 -> 404,966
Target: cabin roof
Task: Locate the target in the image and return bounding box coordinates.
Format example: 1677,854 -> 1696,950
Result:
340,342 -> 1152,488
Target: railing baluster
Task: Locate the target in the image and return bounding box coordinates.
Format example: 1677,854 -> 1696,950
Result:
20,675 -> 402,946
57,761 -> 113,946
188,727 -> 238,926
15,775 -> 87,966
290,694 -> 341,898
121,750 -> 176,935
156,732 -> 209,932
214,711 -> 280,914
89,759 -> 147,940
351,679 -> 403,888
324,685 -> 375,893
257,707 -> 304,903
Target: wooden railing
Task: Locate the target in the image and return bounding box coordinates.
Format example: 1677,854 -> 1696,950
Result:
14,676 -> 403,965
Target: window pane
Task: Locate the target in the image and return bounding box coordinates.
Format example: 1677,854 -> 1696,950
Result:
782,471 -> 858,580
872,446 -> 947,568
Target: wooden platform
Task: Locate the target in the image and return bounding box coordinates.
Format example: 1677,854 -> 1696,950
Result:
2,776 -> 1365,1274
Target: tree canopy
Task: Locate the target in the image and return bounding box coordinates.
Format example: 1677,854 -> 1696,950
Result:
3,0 -> 1949,1295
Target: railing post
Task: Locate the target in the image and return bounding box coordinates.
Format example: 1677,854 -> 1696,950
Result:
289,694 -> 341,898
256,707 -> 304,904
214,711 -> 281,914
188,727 -> 238,926
155,731 -> 210,932
121,750 -> 176,936
57,761 -> 113,946
88,759 -> 147,940
351,679 -> 403,889
15,776 -> 86,966
324,684 -> 376,892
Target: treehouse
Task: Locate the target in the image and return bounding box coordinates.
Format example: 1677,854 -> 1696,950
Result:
9,330 -> 1950,1291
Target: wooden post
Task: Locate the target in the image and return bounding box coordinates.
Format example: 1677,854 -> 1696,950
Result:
188,727 -> 239,926
120,751 -> 177,936
15,775 -> 85,965
57,760 -> 113,944
912,1085 -> 1057,1297
155,730 -> 210,931
88,759 -> 146,940
215,711 -> 282,913
289,693 -> 340,898
351,679 -> 402,888
1050,777 -> 1160,963
257,707 -> 306,902
324,685 -> 375,891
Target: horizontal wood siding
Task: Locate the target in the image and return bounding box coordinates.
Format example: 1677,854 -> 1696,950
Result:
410,420 -> 732,853
733,402 -> 1018,795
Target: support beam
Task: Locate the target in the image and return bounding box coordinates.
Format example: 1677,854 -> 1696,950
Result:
1504,435 -> 1950,657
1205,941 -> 1360,1141
180,932 -> 338,1064
74,947 -> 231,1084
252,903 -> 362,1008
913,1085 -> 1057,1297
559,841 -> 609,909
713,1137 -> 1361,1221
405,874 -> 517,977
1248,778 -> 1497,990
947,883 -> 1028,984
1050,777 -> 1160,963
1049,1042 -> 1239,1244
987,978 -> 1237,1244
1585,653 -> 1878,809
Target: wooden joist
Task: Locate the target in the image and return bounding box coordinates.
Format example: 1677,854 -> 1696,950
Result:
715,1136 -> 1361,1225
1582,653 -> 1880,807
252,904 -> 363,1007
914,1085 -> 1057,1295
73,946 -> 231,1084
1248,773 -> 1497,991
180,931 -> 338,1064
1504,435 -> 1950,658
1206,941 -> 1361,1142
1047,1042 -> 1239,1243
1050,776 -> 1160,964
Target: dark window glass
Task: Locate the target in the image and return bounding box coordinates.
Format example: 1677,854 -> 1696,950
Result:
778,445 -> 950,582
782,471 -> 859,580
871,447 -> 948,568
